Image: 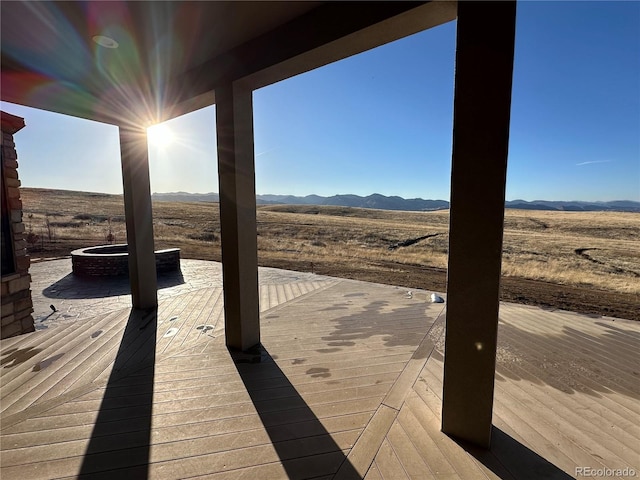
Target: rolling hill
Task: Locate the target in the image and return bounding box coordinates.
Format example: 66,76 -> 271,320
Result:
151,192 -> 640,212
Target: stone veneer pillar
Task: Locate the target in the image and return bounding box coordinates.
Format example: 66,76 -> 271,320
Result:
1,111 -> 35,339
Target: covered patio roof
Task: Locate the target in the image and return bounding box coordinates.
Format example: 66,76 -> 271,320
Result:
1,1 -> 455,125
2,1 -> 517,450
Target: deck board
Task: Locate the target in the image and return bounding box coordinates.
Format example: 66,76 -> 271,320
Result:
1,309 -> 124,394
497,314 -> 640,400
396,406 -> 457,476
386,421 -> 432,479
2,275 -> 639,479
1,309 -> 132,415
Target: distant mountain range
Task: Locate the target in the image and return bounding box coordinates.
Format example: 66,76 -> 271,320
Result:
503,199 -> 640,212
151,192 -> 640,213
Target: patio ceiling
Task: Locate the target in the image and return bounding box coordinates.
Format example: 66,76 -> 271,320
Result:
1,1 -> 456,125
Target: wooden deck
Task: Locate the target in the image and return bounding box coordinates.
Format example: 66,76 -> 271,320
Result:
1,278 -> 639,479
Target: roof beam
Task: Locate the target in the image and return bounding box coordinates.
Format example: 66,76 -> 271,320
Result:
169,1 -> 456,119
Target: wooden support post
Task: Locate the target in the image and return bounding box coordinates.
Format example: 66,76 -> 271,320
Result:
441,1 -> 517,448
215,83 -> 260,351
119,125 -> 158,310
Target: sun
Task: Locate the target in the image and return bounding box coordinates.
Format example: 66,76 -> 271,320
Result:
147,123 -> 174,149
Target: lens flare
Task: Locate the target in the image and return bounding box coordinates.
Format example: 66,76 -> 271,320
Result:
147,123 -> 174,149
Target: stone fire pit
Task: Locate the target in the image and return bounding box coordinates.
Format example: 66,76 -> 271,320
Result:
71,244 -> 180,277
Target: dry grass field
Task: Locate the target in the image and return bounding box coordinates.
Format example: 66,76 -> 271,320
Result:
19,188 -> 640,320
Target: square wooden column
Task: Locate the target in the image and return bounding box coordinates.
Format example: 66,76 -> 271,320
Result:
119,125 -> 158,310
441,1 -> 517,448
215,83 -> 260,351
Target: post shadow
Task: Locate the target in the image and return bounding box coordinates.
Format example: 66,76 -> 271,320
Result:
451,426 -> 574,480
77,308 -> 157,478
42,271 -> 185,299
230,344 -> 362,479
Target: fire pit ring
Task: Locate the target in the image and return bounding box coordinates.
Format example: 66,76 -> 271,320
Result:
71,244 -> 180,277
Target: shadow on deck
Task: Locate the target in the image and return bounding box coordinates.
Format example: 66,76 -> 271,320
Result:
78,308 -> 157,478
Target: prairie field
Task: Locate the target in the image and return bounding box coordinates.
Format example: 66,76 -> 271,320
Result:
19,188 -> 640,320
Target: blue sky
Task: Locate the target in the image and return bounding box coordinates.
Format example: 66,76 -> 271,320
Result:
2,1 -> 639,202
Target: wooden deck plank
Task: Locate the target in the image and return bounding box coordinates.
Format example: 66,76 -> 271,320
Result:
1,429 -> 358,480
382,312 -> 443,410
257,280 -> 336,316
32,388 -> 383,440
151,339 -> 417,370
154,287 -> 210,351
140,364 -> 403,402
404,393 -> 493,480
0,309 -> 130,414
298,281 -> 312,295
364,463 -> 384,480
160,290 -> 224,357
38,380 -> 391,421
1,419 -> 361,469
184,462 -> 289,480
396,407 -> 457,476
90,313 -> 158,389
498,314 -> 640,397
2,393 -> 382,437
190,468 -> 333,480
275,283 -> 285,305
499,305 -> 639,362
260,319 -> 431,340
495,373 -> 636,470
68,370 -> 400,408
496,322 -> 640,418
172,450 -> 348,480
155,288 -> 216,355
282,283 -> 295,304
386,421 -> 433,479
291,282 -> 304,298
0,308 -> 126,395
36,311 -> 133,401
118,361 -> 406,400
416,374 -> 582,478
374,438 -> 411,480
430,349 -> 639,453
2,406 -> 373,456
267,284 -> 278,310
495,355 -> 640,457
147,352 -> 414,383
158,287 -> 223,354
418,348 -> 630,476
334,404 -> 398,480
552,321 -> 638,364
260,338 -> 421,359
425,314 -> 640,457
492,391 -> 586,475
147,432 -> 352,479
4,309 -> 134,413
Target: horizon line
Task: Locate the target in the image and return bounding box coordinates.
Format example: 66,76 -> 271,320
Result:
19,186 -> 639,204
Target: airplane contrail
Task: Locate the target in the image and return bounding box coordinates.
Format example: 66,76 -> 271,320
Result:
255,148 -> 279,158
575,159 -> 613,166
